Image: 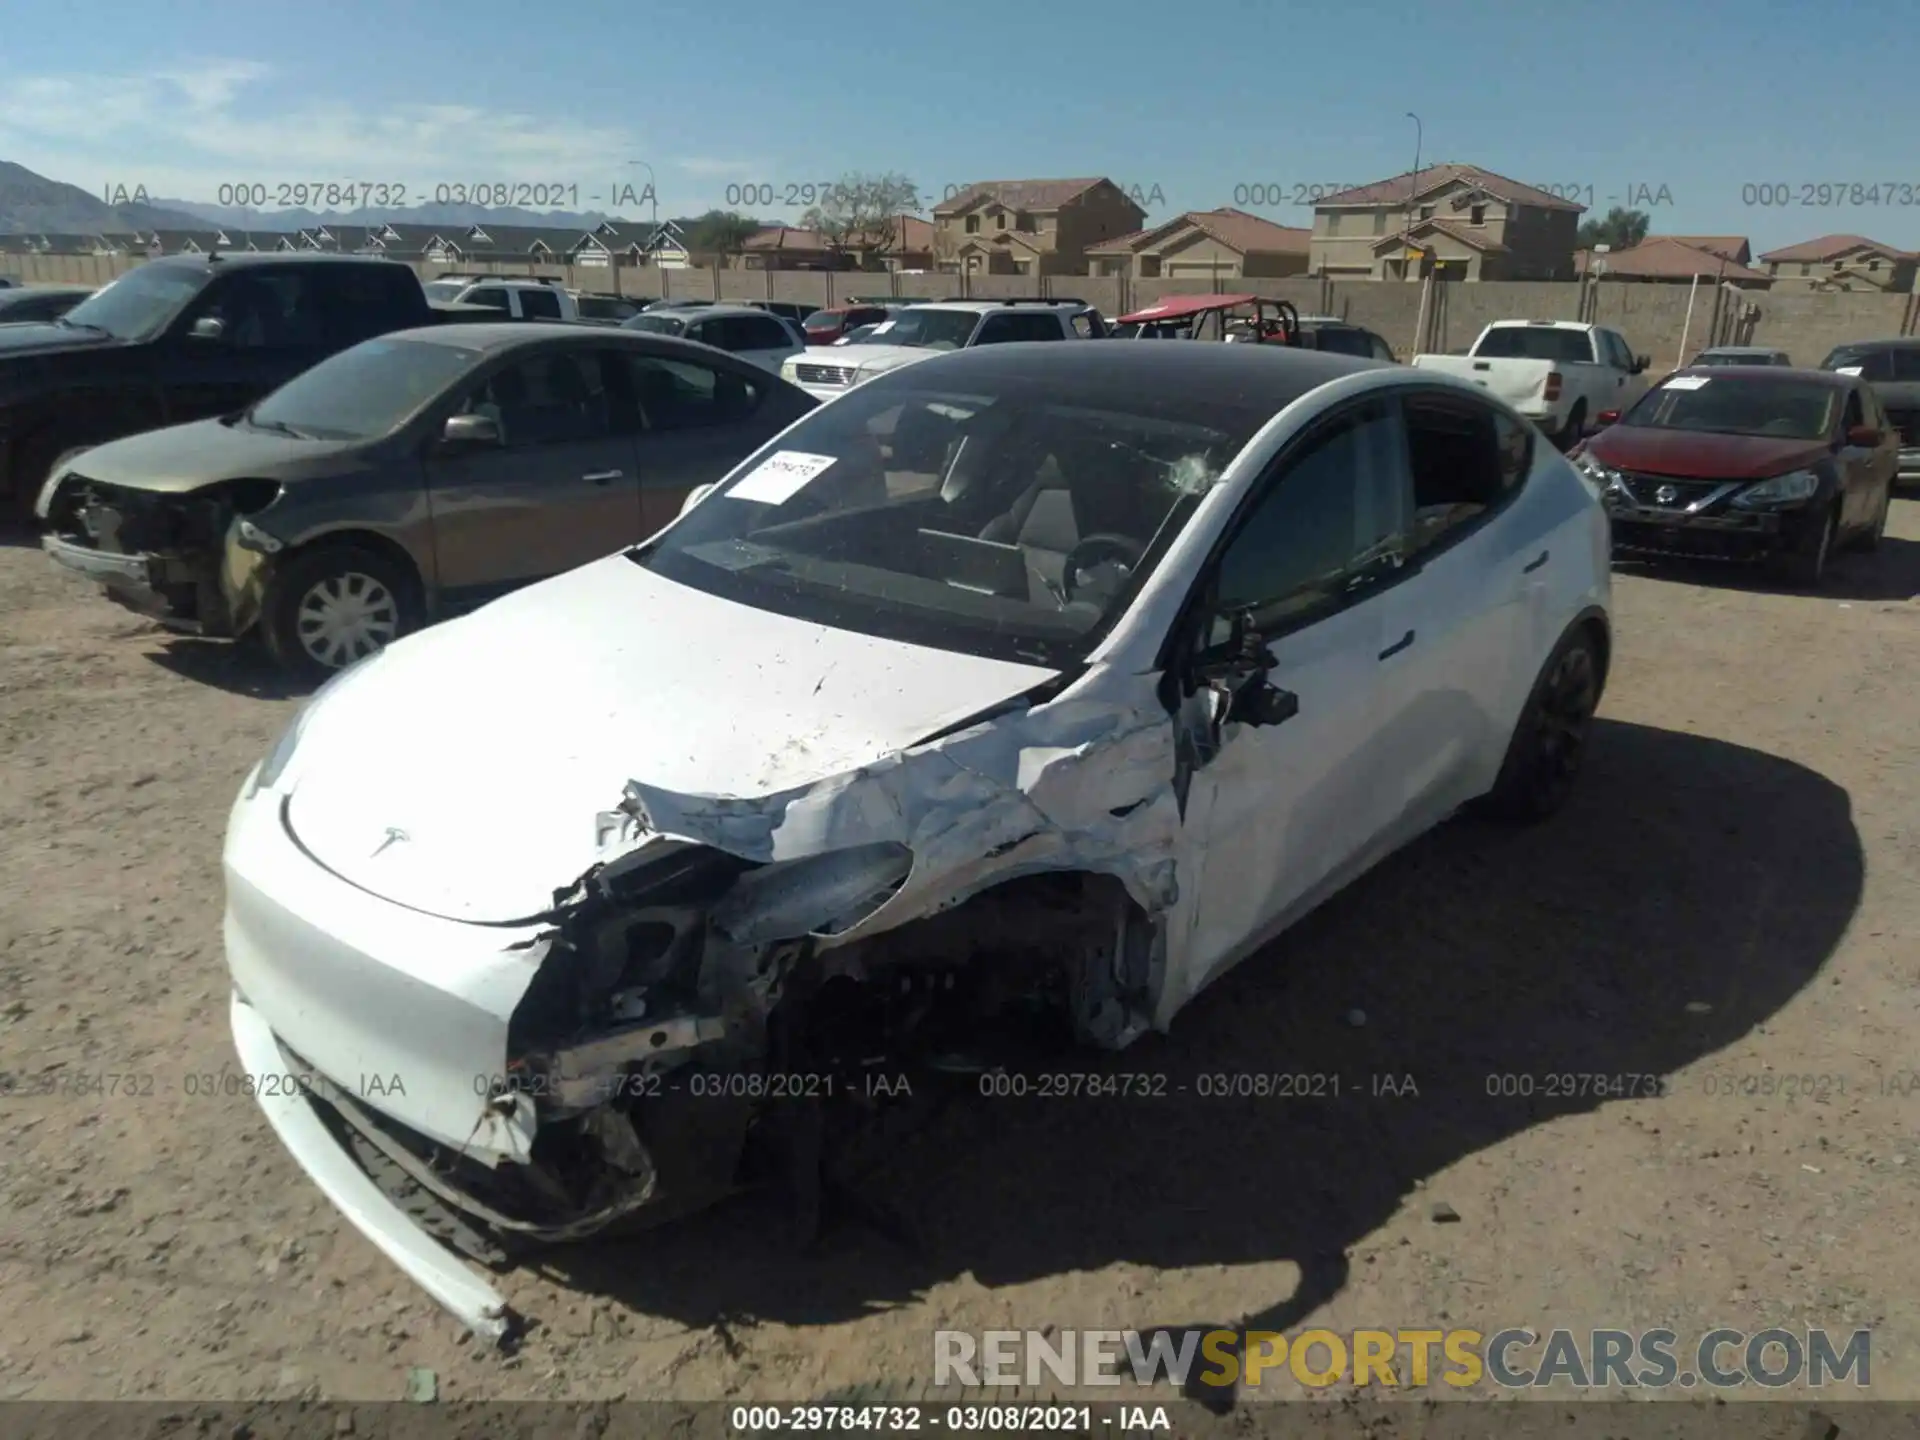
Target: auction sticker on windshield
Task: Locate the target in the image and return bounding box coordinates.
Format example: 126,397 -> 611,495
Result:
729,451 -> 838,505
1663,376 -> 1712,390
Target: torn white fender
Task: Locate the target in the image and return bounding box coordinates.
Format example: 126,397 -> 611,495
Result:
616,670 -> 1186,953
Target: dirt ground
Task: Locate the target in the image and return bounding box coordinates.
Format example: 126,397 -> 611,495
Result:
4,506 -> 1920,1407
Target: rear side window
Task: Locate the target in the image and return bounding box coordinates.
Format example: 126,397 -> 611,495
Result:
317,265 -> 426,346
1891,350 -> 1920,382
975,312 -> 1066,344
520,287 -> 563,319
621,354 -> 763,430
1399,393 -> 1519,555
739,315 -> 794,350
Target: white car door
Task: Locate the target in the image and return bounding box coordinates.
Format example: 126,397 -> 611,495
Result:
1367,390 -> 1540,840
1174,397 -> 1420,996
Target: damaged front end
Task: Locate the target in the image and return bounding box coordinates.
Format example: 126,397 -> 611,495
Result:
40,473 -> 280,635
314,694 -> 1185,1270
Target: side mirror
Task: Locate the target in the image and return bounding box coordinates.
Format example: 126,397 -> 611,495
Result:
188,316 -> 226,341
1846,424 -> 1882,448
1632,355 -> 1650,374
681,483 -> 716,516
1595,409 -> 1621,427
1192,607 -> 1299,729
440,413 -> 502,449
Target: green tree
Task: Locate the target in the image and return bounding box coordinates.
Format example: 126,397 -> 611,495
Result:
800,171 -> 922,269
682,209 -> 762,258
1577,207 -> 1651,251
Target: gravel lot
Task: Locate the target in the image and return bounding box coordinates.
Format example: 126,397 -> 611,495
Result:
4,507 -> 1920,1405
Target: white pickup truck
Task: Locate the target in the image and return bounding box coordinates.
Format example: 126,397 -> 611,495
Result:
1412,320 -> 1650,446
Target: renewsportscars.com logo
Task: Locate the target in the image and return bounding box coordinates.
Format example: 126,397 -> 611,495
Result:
933,1327 -> 1872,1391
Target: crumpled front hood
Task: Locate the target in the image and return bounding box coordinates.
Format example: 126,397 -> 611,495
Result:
282,554 -> 1058,924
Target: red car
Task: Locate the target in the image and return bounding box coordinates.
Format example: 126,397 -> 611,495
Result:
802,304 -> 892,346
1570,365 -> 1899,587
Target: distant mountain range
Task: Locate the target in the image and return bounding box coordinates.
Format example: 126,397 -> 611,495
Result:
0,160 -> 206,232
1,159 -> 658,236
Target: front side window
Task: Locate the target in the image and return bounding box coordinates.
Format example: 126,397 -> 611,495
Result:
465,288 -> 511,313
1212,400 -> 1407,632
633,377 -> 1275,666
1400,394 -> 1521,554
627,313 -> 687,337
188,270 -> 325,349
520,287 -> 563,319
456,350 -> 612,447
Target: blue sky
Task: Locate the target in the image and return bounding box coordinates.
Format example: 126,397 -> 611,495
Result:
3,0 -> 1917,254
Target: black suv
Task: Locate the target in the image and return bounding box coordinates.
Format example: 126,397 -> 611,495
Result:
1294,317 -> 1397,362
1821,338 -> 1920,484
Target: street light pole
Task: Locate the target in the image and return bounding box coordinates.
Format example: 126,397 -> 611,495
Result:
628,159 -> 659,231
1404,112 -> 1423,283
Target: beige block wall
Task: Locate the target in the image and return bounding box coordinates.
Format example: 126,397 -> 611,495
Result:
6,253 -> 1914,364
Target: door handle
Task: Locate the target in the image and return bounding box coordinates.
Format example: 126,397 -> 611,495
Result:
1378,629 -> 1415,660
1523,550 -> 1549,573
582,469 -> 623,484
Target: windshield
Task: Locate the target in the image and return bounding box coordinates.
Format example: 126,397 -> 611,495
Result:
248,336 -> 479,441
58,264 -> 207,340
630,374 -> 1265,667
1620,375 -> 1839,440
628,314 -> 687,336
1472,326 -> 1596,363
864,309 -> 982,350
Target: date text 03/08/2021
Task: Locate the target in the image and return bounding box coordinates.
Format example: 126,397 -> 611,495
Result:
729,1404 -> 1171,1433
100,180 -> 656,213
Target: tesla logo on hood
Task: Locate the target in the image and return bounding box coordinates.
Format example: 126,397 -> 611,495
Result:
370,826 -> 409,857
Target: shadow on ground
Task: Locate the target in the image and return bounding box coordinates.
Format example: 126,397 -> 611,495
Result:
1613,530 -> 1920,603
542,718 -> 1861,1396
144,637 -> 312,701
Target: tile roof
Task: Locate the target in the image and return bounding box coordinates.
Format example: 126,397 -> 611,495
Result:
882,214 -> 935,252
1086,207 -> 1311,257
1757,233 -> 1918,263
1317,163 -> 1584,213
741,225 -> 836,252
1660,235 -> 1751,263
1369,217 -> 1510,255
1576,237 -> 1770,282
932,178 -> 1109,215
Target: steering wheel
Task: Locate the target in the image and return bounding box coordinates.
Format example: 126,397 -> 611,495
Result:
1061,533 -> 1146,602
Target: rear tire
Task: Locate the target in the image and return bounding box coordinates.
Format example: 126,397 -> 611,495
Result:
1474,626 -> 1603,825
262,543 -> 420,681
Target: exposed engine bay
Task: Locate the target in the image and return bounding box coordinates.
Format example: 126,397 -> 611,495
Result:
40,474 -> 277,633
309,824 -> 1160,1263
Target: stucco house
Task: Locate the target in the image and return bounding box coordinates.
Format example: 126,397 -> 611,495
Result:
1572,237 -> 1771,288
1308,163 -> 1584,281
1086,208 -> 1311,280
1757,235 -> 1917,293
931,178 -> 1146,276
